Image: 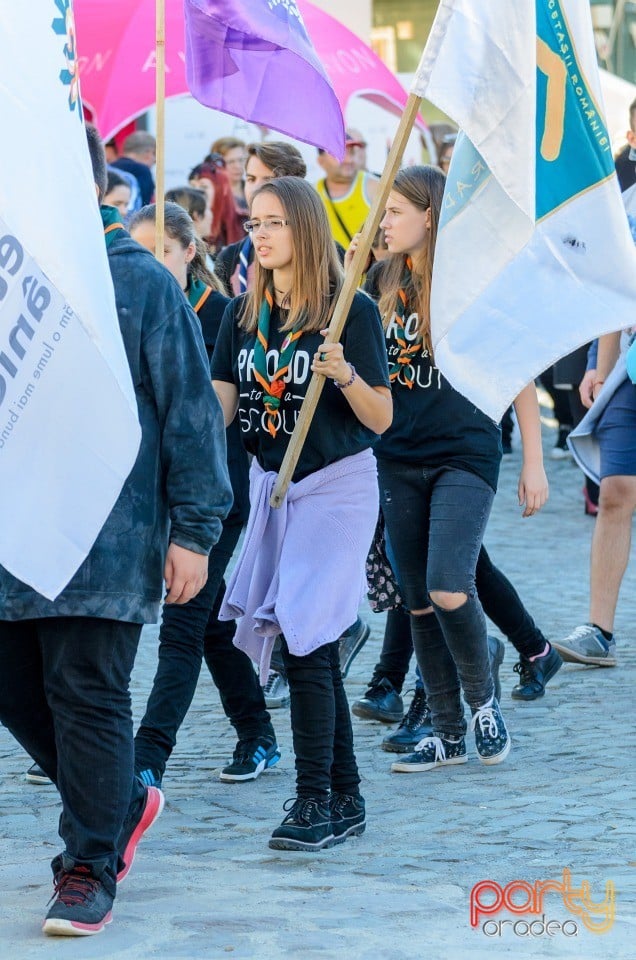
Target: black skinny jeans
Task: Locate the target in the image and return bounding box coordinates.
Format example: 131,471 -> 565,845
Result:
134,520 -> 274,778
0,617 -> 144,892
281,639 -> 360,802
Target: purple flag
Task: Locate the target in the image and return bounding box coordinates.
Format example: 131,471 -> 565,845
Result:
184,0 -> 345,158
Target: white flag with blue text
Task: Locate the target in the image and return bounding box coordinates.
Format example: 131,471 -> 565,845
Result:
0,0 -> 140,599
412,0 -> 636,421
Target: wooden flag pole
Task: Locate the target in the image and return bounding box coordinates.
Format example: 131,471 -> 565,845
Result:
155,0 -> 166,262
269,93 -> 423,509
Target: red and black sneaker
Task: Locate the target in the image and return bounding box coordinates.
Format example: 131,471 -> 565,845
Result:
43,864 -> 114,937
117,784 -> 165,884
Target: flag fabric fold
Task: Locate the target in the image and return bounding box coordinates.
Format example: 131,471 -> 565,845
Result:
0,0 -> 140,599
184,0 -> 345,158
412,0 -> 636,421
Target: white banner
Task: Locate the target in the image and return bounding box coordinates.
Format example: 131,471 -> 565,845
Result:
413,0 -> 636,421
0,1 -> 140,599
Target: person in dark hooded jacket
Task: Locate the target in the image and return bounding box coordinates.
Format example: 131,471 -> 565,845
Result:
0,125 -> 232,937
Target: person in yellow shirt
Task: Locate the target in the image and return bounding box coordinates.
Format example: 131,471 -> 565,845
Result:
316,130 -> 379,248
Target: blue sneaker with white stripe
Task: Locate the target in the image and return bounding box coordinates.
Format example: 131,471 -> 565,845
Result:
219,737 -> 281,782
137,768 -> 162,789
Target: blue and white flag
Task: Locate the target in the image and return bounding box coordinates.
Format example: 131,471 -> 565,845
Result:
412,0 -> 636,421
0,1 -> 140,599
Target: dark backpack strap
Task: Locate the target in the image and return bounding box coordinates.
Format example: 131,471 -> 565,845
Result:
322,182 -> 354,244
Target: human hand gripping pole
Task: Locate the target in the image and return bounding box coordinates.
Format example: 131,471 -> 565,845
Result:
269,92 -> 424,508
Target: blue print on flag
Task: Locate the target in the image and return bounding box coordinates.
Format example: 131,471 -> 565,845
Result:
439,133 -> 491,230
535,0 -> 614,221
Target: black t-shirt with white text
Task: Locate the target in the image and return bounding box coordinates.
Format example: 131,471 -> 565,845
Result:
187,284 -> 250,525
211,290 -> 390,481
365,263 -> 501,491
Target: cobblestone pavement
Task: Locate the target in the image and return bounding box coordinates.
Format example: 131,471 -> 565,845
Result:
1,420 -> 635,959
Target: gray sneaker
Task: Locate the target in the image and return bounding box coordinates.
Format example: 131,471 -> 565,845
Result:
552,624 -> 617,667
262,670 -> 290,708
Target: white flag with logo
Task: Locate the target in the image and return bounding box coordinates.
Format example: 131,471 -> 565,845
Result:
0,1 -> 140,599
412,0 -> 636,421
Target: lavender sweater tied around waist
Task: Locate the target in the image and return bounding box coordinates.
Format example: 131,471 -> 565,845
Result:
220,448 -> 379,681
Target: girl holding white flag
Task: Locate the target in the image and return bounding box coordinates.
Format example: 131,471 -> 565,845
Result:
359,165 -> 547,774
211,177 -> 391,850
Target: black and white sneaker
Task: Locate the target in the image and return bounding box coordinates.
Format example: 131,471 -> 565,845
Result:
262,670 -> 290,709
43,861 -> 114,937
470,697 -> 511,765
220,737 -> 281,782
269,797 -> 334,851
329,793 -> 366,842
391,735 -> 467,773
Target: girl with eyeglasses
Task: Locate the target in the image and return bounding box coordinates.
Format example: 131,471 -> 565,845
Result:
211,176 -> 391,851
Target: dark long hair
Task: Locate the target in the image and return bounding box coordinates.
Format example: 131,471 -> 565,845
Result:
129,202 -> 224,292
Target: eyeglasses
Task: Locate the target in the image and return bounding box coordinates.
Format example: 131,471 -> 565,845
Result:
243,218 -> 290,233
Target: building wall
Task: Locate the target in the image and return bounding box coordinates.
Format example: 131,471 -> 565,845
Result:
311,0 -> 372,41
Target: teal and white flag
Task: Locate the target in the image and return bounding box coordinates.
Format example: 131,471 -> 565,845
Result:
0,1 -> 140,599
413,0 -> 636,421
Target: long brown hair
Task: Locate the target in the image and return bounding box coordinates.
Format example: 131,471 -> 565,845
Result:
240,177 -> 343,334
377,166 -> 446,349
129,202 -> 225,293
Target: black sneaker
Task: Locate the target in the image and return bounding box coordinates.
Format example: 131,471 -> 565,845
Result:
269,797 -> 335,851
25,762 -> 52,785
219,737 -> 281,782
329,793 -> 366,842
511,645 -> 562,700
487,634 -> 505,702
43,860 -> 114,937
381,687 -> 433,753
352,676 -> 404,723
338,618 -> 371,678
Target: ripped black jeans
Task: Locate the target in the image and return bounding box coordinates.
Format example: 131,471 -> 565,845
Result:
377,460 -> 495,738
